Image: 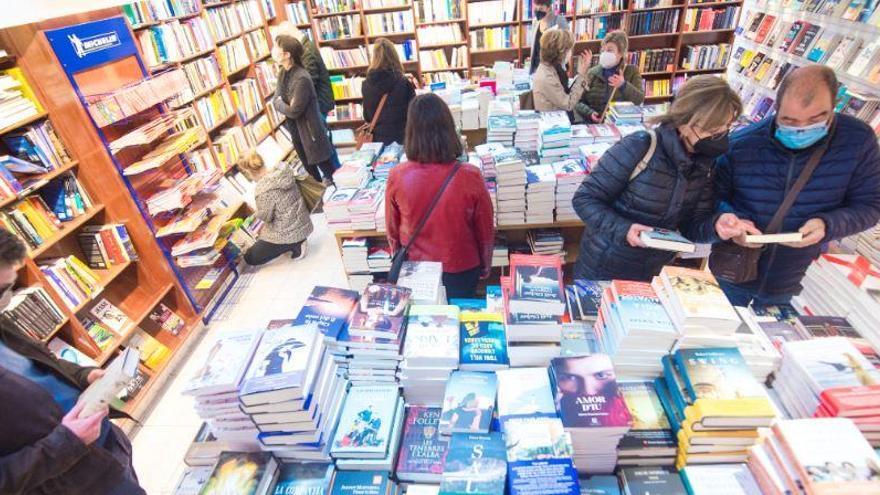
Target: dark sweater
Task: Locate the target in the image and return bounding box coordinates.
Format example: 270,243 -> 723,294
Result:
362,69 -> 415,146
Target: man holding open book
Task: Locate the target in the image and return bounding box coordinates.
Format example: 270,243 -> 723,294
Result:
0,230 -> 145,495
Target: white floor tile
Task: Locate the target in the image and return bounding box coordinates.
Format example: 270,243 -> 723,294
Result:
131,213 -> 348,494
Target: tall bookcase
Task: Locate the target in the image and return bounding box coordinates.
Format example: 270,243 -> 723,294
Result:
0,15 -> 203,422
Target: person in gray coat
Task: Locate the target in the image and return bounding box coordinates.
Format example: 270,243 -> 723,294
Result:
528,0 -> 570,75
272,35 -> 335,185
239,153 -> 314,265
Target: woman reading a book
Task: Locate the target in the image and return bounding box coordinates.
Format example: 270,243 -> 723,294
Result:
574,30 -> 645,123
532,29 -> 593,119
572,75 -> 746,281
272,35 -> 336,186
362,38 -> 417,146
385,94 -> 495,298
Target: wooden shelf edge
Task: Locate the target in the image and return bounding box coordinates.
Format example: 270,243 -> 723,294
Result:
0,110 -> 48,136
29,205 -> 105,258
0,160 -> 78,209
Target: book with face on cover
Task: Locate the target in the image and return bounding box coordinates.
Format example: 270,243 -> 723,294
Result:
292,286 -> 360,342
440,371 -> 497,435
440,432 -> 507,495
348,283 -> 412,339
549,354 -> 632,430
200,451 -> 278,495
396,406 -> 450,482
331,384 -> 400,458
238,323 -> 323,406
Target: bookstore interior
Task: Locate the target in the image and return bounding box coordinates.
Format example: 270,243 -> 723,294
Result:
1,0 -> 880,493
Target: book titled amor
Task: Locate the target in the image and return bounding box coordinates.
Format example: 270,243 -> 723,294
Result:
549,355 -> 632,429
396,406 -> 450,482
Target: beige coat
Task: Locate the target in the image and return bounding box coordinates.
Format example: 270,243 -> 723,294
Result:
532,62 -> 590,113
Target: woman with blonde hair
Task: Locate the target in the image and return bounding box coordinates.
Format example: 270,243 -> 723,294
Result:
532,29 -> 592,118
575,30 -> 645,123
361,38 -> 417,146
572,75 -> 745,281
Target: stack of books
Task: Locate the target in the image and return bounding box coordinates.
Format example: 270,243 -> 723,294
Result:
292,286 -> 361,348
747,418 -> 880,494
0,69 -> 41,129
654,265 -> 742,333
578,141 -> 614,172
324,187 -> 358,231
527,228 -> 564,255
348,187 -> 383,231
182,328 -> 264,446
367,243 -> 392,273
398,305 -> 460,405
514,110 -> 541,151
0,286 -> 65,340
553,158 -> 587,222
2,119 -> 71,171
494,147 -> 526,225
524,164 -> 556,224
799,253 -> 880,351
38,256 -> 102,311
658,347 -> 776,469
550,354 -> 632,474
342,284 -> 411,385
397,261 -> 443,305
539,111 -> 572,164
341,237 -> 370,274
373,143 -> 403,180
77,224 -> 138,269
606,102 -> 645,126
616,381 -> 678,467
487,113 -> 516,146
199,452 -> 279,494
565,280 -> 608,324
491,238 -> 509,267
594,280 -> 678,377
330,384 -> 405,471
773,337 -> 880,444
396,406 -> 450,483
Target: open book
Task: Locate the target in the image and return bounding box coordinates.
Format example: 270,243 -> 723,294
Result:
78,347 -> 140,417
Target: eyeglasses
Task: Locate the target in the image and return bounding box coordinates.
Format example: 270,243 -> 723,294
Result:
692,125 -> 730,141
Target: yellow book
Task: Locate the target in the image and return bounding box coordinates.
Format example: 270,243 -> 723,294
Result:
2,67 -> 44,112
676,449 -> 748,468
59,259 -> 95,296
16,201 -> 56,239
129,329 -> 171,370
682,397 -> 775,431
678,420 -> 759,442
66,255 -> 101,287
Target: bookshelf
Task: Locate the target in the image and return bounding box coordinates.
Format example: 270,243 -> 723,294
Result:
0,15 -> 203,423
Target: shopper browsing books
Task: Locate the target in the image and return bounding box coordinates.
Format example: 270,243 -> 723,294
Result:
385,94 -> 495,298
238,152 -> 313,265
362,38 -> 417,146
272,35 -> 335,186
574,31 -> 645,124
532,30 -> 592,119
527,0 -> 570,75
0,230 -> 145,495
572,75 -> 743,281
699,65 -> 880,306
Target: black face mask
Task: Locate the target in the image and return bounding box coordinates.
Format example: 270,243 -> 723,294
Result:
535,9 -> 547,20
692,133 -> 729,159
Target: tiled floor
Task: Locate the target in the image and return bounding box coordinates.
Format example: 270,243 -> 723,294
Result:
131,213 -> 348,494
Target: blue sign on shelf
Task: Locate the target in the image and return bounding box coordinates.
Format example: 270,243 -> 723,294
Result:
45,16 -> 139,74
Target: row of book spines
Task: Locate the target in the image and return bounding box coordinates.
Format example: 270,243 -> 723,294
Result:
1,196 -> 64,250
627,9 -> 680,34
39,256 -> 102,310
683,5 -> 739,31
123,0 -> 201,25
470,27 -> 517,49
643,77 -> 673,96
3,121 -> 71,171
77,224 -> 138,270
0,287 -> 66,341
317,15 -> 363,39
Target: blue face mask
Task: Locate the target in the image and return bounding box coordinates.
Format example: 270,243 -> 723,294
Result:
774,120 -> 829,150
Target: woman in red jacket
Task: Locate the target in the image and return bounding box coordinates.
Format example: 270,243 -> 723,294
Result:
385,94 -> 495,298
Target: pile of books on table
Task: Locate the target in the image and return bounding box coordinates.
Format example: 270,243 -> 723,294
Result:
606,102 -> 645,126
524,164 -> 556,224
514,110 -> 540,151
396,261 -> 444,305
493,147 -> 526,225
539,111 -> 572,164
324,187 -> 358,231
329,383 -> 405,471
398,305 -> 460,405
486,112 -> 516,146
348,186 -> 383,231
527,228 -> 564,255
553,158 -> 588,222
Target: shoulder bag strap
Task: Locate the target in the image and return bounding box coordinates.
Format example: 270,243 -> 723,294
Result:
402,162 -> 462,251
368,94 -> 389,133
765,122 -> 835,234
629,130 -> 656,181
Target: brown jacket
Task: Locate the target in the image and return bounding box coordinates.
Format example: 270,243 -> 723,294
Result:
0,325 -> 130,495
275,65 -> 333,165
532,62 -> 590,114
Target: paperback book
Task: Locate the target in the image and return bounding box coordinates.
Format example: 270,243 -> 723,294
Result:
439,371 -> 497,435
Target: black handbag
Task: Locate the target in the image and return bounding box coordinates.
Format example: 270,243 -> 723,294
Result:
709,134 -> 831,284
387,162 -> 461,284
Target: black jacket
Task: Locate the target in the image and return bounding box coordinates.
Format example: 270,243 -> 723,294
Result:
0,324 -> 135,495
572,123 -> 717,281
276,65 -> 333,165
302,38 -> 335,116
362,69 -> 415,146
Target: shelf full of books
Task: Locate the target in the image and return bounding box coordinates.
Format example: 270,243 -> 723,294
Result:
0,27 -> 203,423
171,248 -> 880,494
728,0 -> 880,127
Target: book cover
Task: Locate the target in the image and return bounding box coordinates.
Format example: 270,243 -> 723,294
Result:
396,406 -> 450,480
404,305 -> 460,365
496,367 -> 556,421
440,371 -> 497,434
127,329 -> 171,370
292,286 -> 360,341
440,432 -> 507,495
348,283 -> 412,338
89,298 -> 131,333
640,229 -> 695,253
329,471 -> 391,495
679,464 -> 762,495
183,329 -> 262,396
331,384 -> 399,457
511,254 -> 564,303
459,312 -> 509,369
618,467 -> 686,495
549,355 -> 632,429
786,337 -> 880,391
579,476 -> 620,495
504,417 -> 579,495
674,348 -> 766,403
609,281 -> 675,334
239,323 -> 321,401
617,381 -> 675,450
573,280 -> 608,320
148,302 -> 185,335
200,452 -> 276,495
660,266 -> 738,323
271,462 -> 334,495
47,337 -> 98,367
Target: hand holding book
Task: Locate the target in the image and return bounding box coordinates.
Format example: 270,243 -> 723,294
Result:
715,212 -> 762,248
626,222 -> 653,247
782,218 -> 825,248
61,401 -> 107,446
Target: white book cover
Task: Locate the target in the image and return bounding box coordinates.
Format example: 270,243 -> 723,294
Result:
398,261 -> 443,304
239,323 -> 322,401
183,329 -> 263,396
681,464 -> 762,495
496,367 -> 556,420
403,305 -> 460,365
89,298 -> 131,333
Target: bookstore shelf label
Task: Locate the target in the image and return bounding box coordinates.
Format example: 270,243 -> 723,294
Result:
45,17 -> 138,73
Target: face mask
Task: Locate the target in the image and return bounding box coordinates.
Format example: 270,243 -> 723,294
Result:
535,9 -> 547,20
692,133 -> 729,159
599,51 -> 618,69
775,120 -> 829,150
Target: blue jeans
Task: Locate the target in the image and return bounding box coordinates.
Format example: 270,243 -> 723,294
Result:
718,279 -> 793,307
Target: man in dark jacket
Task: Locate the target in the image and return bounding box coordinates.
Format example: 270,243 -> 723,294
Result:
0,230 -> 144,495
703,65 -> 880,306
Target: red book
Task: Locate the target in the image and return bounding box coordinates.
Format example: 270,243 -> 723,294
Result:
820,385 -> 880,418
754,14 -> 777,44
509,254 -> 564,305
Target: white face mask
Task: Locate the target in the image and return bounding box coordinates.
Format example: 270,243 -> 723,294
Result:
599,51 -> 618,69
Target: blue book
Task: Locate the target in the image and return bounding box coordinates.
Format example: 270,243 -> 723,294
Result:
329,471 -> 392,495
673,348 -> 764,403
573,280 -> 608,320
505,417 -> 579,495
112,224 -> 138,261
485,286 -> 503,313
271,462 -> 334,495
451,298 -> 487,314
439,371 -> 497,435
579,476 -> 621,495
652,377 -> 682,434
2,134 -> 52,169
238,323 -> 322,406
331,384 -> 399,458
610,281 -> 675,335
293,286 -> 360,342
38,180 -> 71,221
459,313 -> 509,371
660,355 -> 690,416
440,432 -> 507,495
